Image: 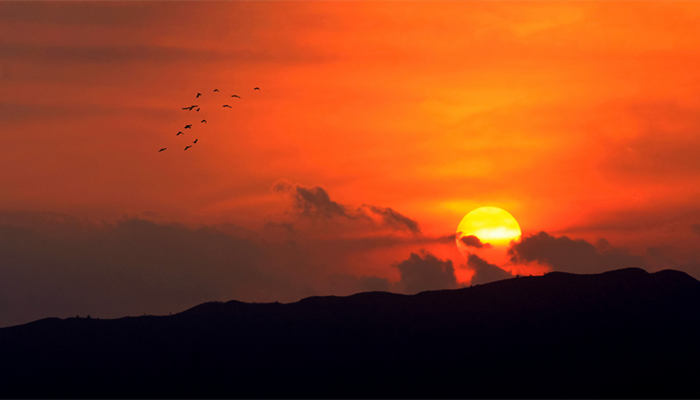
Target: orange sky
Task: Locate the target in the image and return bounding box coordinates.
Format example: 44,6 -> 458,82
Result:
1,1 -> 700,324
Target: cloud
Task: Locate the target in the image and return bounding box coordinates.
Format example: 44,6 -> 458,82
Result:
273,182 -> 349,219
274,181 -> 420,233
394,251 -> 458,293
360,205 -> 420,233
460,235 -> 491,249
508,231 -> 646,274
467,254 -> 512,285
357,276 -> 392,292
328,274 -> 391,294
0,205 -> 438,328
0,212 -> 419,328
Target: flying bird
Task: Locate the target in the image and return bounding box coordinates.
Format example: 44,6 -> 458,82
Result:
195,92 -> 202,98
184,145 -> 192,151
193,139 -> 199,144
181,105 -> 198,111
184,124 -> 192,129
222,104 -> 232,108
158,147 -> 167,152
231,94 -> 240,98
176,131 -> 184,136
201,119 -> 207,123
253,87 -> 260,91
213,89 -> 220,93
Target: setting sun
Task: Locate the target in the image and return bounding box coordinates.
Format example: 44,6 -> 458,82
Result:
456,207 -> 522,252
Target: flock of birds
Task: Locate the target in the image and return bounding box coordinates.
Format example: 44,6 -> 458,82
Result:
158,86 -> 261,152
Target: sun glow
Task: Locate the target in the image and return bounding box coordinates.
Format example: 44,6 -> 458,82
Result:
456,207 -> 522,253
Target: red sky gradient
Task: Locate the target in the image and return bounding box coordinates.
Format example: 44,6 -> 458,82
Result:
1,1 -> 700,325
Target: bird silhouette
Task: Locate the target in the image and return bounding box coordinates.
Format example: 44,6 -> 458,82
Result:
196,108 -> 200,112
222,104 -> 232,108
158,147 -> 167,152
193,139 -> 199,144
184,145 -> 192,151
201,119 -> 207,124
231,94 -> 241,98
253,87 -> 260,91
184,124 -> 192,129
176,131 -> 184,136
213,89 -> 220,93
195,93 -> 202,98
181,105 -> 198,111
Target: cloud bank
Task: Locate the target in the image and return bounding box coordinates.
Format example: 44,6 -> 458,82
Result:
394,251 -> 459,293
273,181 -> 421,233
0,185 -> 443,327
508,231 -> 647,274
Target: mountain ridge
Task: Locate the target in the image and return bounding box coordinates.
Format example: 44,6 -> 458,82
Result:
6,267 -> 696,330
1,267 -> 698,398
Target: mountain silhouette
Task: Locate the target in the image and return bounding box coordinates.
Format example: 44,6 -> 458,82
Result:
1,267 -> 698,398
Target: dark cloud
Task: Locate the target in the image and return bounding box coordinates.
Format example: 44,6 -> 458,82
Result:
394,251 -> 458,293
0,218 -> 260,327
645,246 -> 679,267
509,231 -> 646,274
0,213 -> 416,328
274,182 -> 349,219
460,235 -> 491,249
0,206 -> 442,327
328,274 -> 391,294
274,182 -> 420,233
437,233 -> 457,243
360,205 -> 420,233
357,276 -> 392,292
467,254 -> 512,285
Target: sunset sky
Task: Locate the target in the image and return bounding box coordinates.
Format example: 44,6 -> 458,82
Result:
2,1 -> 700,326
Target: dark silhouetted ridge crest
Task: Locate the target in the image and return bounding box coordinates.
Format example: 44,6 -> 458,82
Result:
1,267 -> 698,398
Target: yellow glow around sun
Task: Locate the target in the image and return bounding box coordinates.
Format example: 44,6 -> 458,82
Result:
456,207 -> 522,251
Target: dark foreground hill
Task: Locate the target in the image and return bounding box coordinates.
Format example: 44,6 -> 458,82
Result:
1,268 -> 699,398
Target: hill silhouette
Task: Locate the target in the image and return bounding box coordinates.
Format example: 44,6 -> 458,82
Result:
1,268 -> 698,398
